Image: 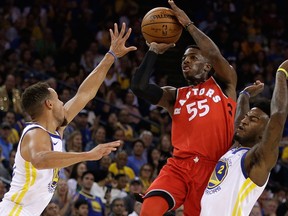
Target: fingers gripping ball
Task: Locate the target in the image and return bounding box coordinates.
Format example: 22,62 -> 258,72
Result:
141,7 -> 183,44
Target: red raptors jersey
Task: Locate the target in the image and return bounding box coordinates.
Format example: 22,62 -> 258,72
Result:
172,77 -> 236,161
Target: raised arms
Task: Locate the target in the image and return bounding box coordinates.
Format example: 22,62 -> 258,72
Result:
234,81 -> 264,130
22,23 -> 137,169
168,0 -> 237,100
130,43 -> 176,115
62,23 -> 137,133
247,60 -> 288,186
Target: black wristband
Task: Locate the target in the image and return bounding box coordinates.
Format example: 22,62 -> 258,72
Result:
185,22 -> 194,31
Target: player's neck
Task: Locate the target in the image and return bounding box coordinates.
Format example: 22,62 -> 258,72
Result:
233,141 -> 243,149
31,119 -> 58,134
188,78 -> 206,86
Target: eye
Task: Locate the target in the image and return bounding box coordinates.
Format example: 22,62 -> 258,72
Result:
251,117 -> 258,122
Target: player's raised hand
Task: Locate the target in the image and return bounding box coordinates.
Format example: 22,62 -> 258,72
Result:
87,140 -> 120,160
168,0 -> 191,27
109,23 -> 137,58
243,80 -> 264,98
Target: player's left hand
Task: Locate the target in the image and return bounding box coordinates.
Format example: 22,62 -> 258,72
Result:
87,140 -> 120,160
109,23 -> 137,58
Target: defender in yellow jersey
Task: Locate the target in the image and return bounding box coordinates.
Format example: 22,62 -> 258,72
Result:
201,59 -> 288,215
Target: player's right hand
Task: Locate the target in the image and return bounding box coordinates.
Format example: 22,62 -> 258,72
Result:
87,140 -> 120,160
168,0 -> 191,27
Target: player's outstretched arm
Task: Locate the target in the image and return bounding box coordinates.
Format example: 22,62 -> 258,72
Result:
130,42 -> 176,113
246,60 -> 288,186
168,0 -> 237,100
63,23 -> 137,127
23,128 -> 120,169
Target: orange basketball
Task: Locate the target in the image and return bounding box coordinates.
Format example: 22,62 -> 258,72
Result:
141,7 -> 183,44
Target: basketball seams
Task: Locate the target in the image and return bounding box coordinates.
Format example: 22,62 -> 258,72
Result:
141,22 -> 182,27
142,7 -> 174,19
142,33 -> 180,39
141,7 -> 183,43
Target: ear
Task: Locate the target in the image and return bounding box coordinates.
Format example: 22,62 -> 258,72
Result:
204,63 -> 212,71
44,99 -> 53,110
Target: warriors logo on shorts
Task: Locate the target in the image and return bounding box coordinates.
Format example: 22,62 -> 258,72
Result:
207,160 -> 228,189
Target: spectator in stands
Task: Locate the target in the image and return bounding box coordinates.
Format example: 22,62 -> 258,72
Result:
74,109 -> 92,148
76,171 -> 106,216
90,169 -> 113,204
124,177 -> 143,214
51,179 -> 73,216
67,162 -> 87,197
73,199 -> 89,216
127,139 -> 147,176
109,198 -> 127,216
138,164 -> 153,193
85,125 -> 107,151
110,174 -> 128,202
0,122 -> 13,161
41,201 -> 61,216
147,148 -> 163,180
2,110 -> 20,145
116,109 -> 134,143
109,151 -> 135,181
0,74 -> 22,115
65,130 -> 83,152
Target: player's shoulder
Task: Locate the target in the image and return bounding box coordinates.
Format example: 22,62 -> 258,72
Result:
23,126 -> 50,142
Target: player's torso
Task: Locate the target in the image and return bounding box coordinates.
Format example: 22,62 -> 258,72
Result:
3,123 -> 62,216
200,147 -> 267,216
172,78 -> 236,160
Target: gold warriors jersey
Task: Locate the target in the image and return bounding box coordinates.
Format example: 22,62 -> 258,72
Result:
200,147 -> 268,216
0,123 -> 62,216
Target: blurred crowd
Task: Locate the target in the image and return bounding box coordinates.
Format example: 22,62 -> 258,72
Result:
0,0 -> 288,215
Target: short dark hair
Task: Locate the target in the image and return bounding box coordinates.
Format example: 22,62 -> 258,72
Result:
94,169 -> 109,182
114,173 -> 126,180
251,98 -> 271,117
132,139 -> 145,148
21,82 -> 51,119
74,199 -> 88,209
81,170 -> 95,180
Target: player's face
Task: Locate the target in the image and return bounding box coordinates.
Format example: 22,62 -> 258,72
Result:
181,48 -> 211,84
234,108 -> 269,146
48,88 -> 68,127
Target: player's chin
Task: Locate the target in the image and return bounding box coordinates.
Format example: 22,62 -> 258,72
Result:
233,133 -> 241,142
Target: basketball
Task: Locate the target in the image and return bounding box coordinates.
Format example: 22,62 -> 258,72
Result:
141,7 -> 183,44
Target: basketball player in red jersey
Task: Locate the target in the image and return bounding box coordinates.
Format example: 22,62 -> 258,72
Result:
131,0 -> 237,215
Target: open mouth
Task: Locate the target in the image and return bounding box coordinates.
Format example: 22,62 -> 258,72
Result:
182,66 -> 190,73
237,125 -> 244,131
